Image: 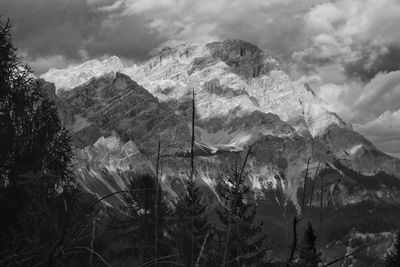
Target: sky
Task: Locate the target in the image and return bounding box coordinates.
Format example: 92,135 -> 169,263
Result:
1,0 -> 400,157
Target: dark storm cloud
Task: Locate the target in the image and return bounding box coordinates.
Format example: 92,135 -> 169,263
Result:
1,0 -> 110,59
121,0 -> 315,62
207,1 -> 310,60
84,14 -> 165,61
343,45 -> 400,82
0,0 -> 165,73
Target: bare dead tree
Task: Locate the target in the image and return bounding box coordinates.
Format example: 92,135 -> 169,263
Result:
301,157 -> 311,212
309,161 -> 321,207
154,140 -> 161,266
319,169 -> 324,224
287,216 -> 301,266
191,89 -> 196,267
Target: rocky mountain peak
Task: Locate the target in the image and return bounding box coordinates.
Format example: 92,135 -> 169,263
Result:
206,39 -> 279,79
41,56 -> 124,93
42,40 -> 347,137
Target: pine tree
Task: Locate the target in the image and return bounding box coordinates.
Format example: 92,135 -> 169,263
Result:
170,179 -> 211,266
122,173 -> 173,266
296,222 -> 321,267
385,232 -> 400,267
215,162 -> 268,267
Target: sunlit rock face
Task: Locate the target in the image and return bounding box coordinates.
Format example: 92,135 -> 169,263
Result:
46,40 -> 400,208
44,40 -> 345,136
41,56 -> 124,93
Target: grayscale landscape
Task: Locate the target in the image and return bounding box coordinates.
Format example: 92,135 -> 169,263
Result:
1,1 -> 400,266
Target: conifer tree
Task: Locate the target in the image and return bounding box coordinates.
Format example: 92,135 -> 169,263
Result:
170,179 -> 211,266
123,173 -> 172,266
385,232 -> 400,267
296,222 -> 321,267
215,161 -> 268,267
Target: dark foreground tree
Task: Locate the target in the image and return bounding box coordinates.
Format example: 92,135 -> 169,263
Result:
0,18 -> 101,266
170,179 -> 211,266
213,164 -> 268,267
296,222 -> 321,267
385,232 -> 400,267
101,173 -> 173,266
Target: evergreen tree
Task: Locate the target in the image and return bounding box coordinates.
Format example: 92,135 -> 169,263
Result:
214,164 -> 268,267
296,222 -> 321,267
385,232 -> 400,267
0,18 -> 100,266
170,179 -> 211,266
122,173 -> 173,266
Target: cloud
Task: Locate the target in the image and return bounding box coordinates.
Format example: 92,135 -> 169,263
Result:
355,110 -> 400,157
1,0 -> 317,74
311,70 -> 400,157
294,0 -> 400,81
352,71 -> 400,122
356,110 -> 400,140
120,0 -> 315,58
315,71 -> 400,122
23,54 -> 75,75
0,0 -> 164,74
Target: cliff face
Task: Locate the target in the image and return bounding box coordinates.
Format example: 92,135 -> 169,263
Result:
42,40 -> 400,208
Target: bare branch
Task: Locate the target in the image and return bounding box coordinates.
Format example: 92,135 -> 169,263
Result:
195,231 -> 211,267
139,254 -> 180,267
322,241 -> 379,267
64,246 -> 112,267
327,174 -> 344,207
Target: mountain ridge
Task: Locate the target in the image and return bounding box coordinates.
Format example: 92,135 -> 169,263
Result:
40,39 -> 400,207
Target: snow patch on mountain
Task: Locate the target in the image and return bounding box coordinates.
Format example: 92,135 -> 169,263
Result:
349,144 -> 363,155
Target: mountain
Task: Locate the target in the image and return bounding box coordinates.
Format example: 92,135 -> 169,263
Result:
43,40 -> 400,209
41,56 -> 124,93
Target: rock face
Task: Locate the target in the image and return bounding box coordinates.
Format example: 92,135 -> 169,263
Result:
44,40 -> 400,208
41,56 -> 124,93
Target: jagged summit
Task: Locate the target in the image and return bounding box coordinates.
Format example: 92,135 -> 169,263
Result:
41,55 -> 124,92
43,40 -> 346,137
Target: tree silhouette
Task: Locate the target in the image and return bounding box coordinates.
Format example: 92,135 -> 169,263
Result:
215,163 -> 268,267
170,179 -> 211,266
296,222 -> 321,267
0,18 -> 101,266
122,173 -> 173,266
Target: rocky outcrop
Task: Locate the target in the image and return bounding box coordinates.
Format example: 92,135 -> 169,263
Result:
74,136 -> 155,207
